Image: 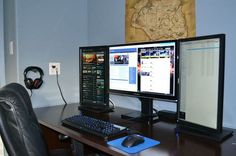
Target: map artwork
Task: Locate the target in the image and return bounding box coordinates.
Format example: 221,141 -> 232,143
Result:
125,0 -> 196,43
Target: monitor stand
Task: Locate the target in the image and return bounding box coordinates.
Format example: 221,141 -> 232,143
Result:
121,98 -> 158,123
176,124 -> 233,142
78,105 -> 113,114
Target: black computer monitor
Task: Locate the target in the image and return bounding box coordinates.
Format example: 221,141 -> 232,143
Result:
79,46 -> 111,113
108,40 -> 178,121
177,34 -> 232,141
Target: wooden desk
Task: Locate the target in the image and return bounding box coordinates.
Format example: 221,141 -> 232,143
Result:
34,103 -> 236,156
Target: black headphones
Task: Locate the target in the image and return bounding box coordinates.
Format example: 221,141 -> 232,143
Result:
23,66 -> 44,90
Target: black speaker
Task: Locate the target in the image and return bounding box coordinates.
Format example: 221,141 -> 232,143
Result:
23,66 -> 44,90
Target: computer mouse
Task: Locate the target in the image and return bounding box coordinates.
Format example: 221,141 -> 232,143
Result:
121,134 -> 145,148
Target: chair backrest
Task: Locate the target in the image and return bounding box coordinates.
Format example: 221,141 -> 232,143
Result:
0,83 -> 49,156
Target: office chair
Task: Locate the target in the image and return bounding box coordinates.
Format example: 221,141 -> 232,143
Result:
0,83 -> 71,156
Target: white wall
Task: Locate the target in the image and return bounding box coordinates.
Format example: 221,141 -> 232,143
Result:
88,0 -> 125,45
0,0 -> 5,86
0,0 -> 4,69
0,0 -> 5,155
4,0 -> 88,107
0,0 -> 4,154
3,0 -> 17,84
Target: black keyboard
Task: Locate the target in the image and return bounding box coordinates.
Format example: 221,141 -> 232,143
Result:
61,115 -> 128,140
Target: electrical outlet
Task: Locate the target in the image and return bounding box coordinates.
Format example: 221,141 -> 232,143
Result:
49,62 -> 60,75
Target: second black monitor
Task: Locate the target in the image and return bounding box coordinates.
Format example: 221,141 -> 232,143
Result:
109,40 -> 178,101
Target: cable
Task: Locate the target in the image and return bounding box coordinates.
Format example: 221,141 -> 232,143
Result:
29,89 -> 33,97
153,108 -> 158,116
109,98 -> 115,109
59,104 -> 68,121
56,68 -> 68,106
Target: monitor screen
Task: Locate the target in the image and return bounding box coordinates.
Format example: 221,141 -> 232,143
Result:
79,46 -> 109,109
177,34 -> 225,133
109,40 -> 177,100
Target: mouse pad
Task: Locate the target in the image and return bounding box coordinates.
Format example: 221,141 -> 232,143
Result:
107,135 -> 160,154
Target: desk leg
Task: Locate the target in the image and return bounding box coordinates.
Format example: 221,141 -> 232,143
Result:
41,125 -> 111,156
41,125 -> 73,155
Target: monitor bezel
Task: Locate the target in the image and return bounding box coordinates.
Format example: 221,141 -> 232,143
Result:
108,39 -> 178,101
79,46 -> 110,109
177,34 -> 225,134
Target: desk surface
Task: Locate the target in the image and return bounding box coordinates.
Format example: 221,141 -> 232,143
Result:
34,103 -> 236,156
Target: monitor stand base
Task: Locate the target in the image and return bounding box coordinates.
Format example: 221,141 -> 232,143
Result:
78,105 -> 113,114
121,98 -> 160,123
176,125 -> 233,142
121,110 -> 159,123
